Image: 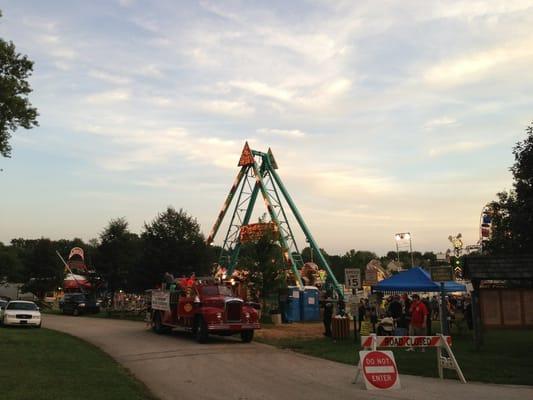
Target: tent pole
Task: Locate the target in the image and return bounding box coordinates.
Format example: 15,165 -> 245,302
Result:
440,282 -> 449,335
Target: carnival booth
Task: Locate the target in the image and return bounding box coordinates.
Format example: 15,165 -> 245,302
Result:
373,267 -> 466,293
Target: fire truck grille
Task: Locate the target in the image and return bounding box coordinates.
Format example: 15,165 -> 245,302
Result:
225,301 -> 242,322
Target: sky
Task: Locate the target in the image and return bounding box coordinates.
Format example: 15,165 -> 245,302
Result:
1,0 -> 532,255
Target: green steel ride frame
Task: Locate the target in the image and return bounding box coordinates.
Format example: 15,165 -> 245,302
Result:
206,143 -> 344,299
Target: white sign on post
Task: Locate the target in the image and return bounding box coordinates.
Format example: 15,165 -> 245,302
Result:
344,268 -> 362,290
151,290 -> 170,311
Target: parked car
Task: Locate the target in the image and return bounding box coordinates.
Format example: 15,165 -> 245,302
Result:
0,299 -> 8,322
59,293 -> 100,316
2,300 -> 41,327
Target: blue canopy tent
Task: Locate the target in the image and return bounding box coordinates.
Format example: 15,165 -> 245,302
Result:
373,267 -> 466,293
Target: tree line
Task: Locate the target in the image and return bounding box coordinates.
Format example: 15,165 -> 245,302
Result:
1,207 -> 442,298
0,207 -> 217,297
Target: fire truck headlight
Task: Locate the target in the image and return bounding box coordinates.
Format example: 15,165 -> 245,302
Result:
244,312 -> 250,319
216,312 -> 222,320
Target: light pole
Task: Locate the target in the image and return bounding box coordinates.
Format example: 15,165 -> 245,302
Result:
394,232 -> 414,268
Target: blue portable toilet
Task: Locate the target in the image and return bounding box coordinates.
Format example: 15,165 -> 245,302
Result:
285,286 -> 301,322
300,286 -> 320,321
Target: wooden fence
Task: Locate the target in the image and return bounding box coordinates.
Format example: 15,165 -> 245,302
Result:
480,288 -> 533,328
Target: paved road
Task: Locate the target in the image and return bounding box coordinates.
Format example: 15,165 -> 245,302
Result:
44,315 -> 532,400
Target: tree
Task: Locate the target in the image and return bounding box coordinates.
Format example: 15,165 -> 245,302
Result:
96,217 -> 141,294
487,123 -> 533,254
19,238 -> 62,298
237,232 -> 286,310
140,207 -> 208,288
0,241 -> 24,283
0,10 -> 39,157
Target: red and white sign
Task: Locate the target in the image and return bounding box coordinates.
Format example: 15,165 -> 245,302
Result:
361,335 -> 451,348
360,351 -> 400,390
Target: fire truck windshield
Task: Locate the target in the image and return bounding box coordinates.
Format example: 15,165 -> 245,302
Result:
201,285 -> 233,297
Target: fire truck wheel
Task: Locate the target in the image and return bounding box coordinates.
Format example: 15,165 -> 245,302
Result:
240,330 -> 254,343
195,317 -> 208,343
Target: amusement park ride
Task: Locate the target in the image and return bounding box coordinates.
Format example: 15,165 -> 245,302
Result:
207,142 -> 344,299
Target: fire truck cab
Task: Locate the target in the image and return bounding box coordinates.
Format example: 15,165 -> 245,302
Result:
149,281 -> 260,343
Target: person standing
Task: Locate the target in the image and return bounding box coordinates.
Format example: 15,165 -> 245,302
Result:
408,294 -> 429,351
322,290 -> 334,337
388,295 -> 402,320
358,299 -> 366,332
422,297 -> 431,335
430,295 -> 439,321
402,293 -> 412,332
464,296 -> 473,330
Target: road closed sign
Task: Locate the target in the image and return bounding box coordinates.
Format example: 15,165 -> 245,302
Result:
359,350 -> 400,390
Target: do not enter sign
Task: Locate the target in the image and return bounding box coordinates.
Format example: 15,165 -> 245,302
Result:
360,351 -> 400,390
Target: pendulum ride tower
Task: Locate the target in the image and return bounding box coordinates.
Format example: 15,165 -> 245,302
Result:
207,142 -> 344,298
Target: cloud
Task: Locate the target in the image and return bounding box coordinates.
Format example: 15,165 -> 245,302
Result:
228,81 -> 293,102
139,64 -> 164,78
311,169 -> 396,195
22,16 -> 57,32
49,47 -> 76,60
427,1 -> 533,21
199,0 -> 241,22
85,89 -> 131,104
424,38 -> 533,86
322,78 -> 352,96
3,0 -> 528,252
78,122 -> 238,171
200,100 -> 254,116
117,0 -> 135,7
257,128 -> 306,139
89,69 -> 130,85
428,141 -> 489,157
424,117 -> 457,129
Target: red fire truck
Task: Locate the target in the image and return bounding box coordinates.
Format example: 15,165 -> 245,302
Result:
149,280 -> 260,343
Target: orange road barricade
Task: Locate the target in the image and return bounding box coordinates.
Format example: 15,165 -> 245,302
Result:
354,334 -> 467,384
332,316 -> 350,339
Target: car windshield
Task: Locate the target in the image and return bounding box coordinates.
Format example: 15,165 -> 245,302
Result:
201,285 -> 233,297
7,302 -> 38,311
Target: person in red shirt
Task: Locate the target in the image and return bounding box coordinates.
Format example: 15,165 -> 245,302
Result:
406,294 -> 429,352
409,294 -> 429,335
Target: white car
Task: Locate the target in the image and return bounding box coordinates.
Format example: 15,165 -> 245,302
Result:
2,300 -> 42,328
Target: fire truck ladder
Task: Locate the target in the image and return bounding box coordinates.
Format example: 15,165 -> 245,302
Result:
207,142 -> 343,298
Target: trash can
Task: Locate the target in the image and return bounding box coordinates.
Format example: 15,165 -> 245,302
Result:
271,313 -> 282,325
300,286 -> 320,321
332,316 -> 350,339
285,286 -> 301,322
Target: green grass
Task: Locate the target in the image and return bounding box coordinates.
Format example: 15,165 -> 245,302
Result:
258,329 -> 533,385
0,327 -> 156,400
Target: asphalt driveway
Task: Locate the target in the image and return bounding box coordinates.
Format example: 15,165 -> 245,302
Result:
44,315 -> 533,400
